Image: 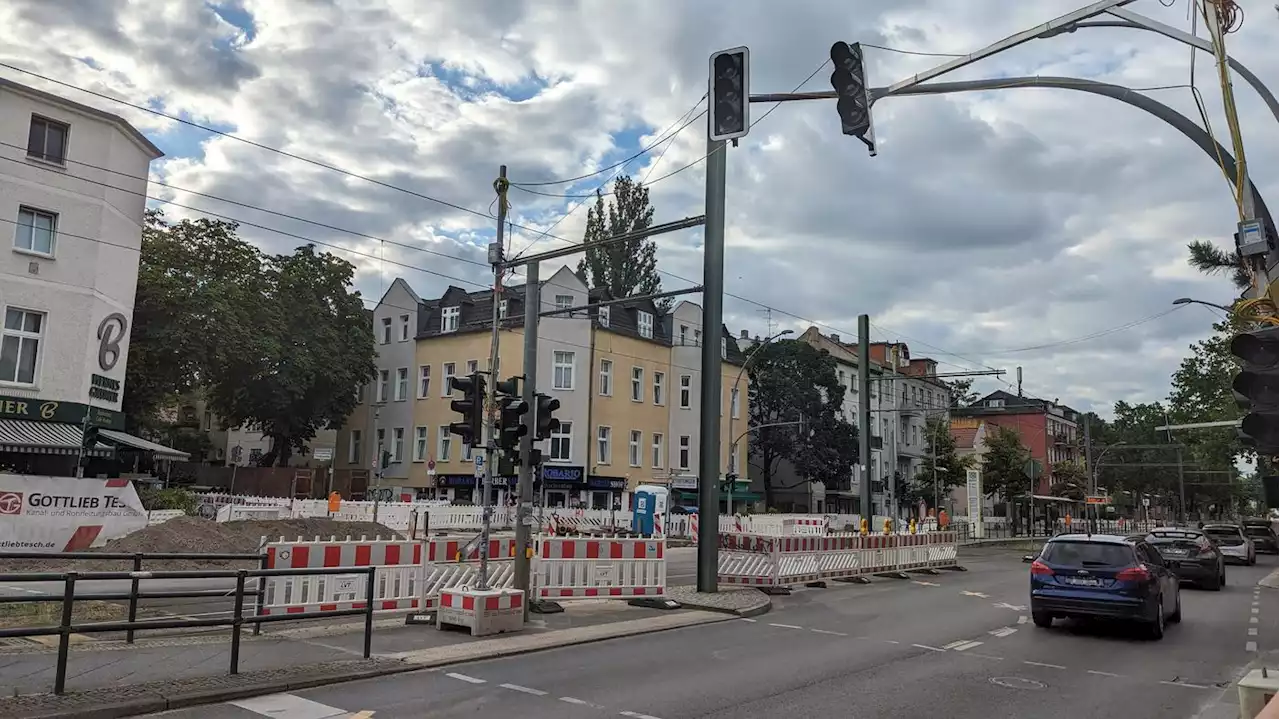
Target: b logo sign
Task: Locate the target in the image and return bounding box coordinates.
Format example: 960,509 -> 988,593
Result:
97,313 -> 128,372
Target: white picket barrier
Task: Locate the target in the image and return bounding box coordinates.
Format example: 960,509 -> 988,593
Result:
146,509 -> 186,525
716,532 -> 960,590
531,536 -> 666,601
217,504 -> 289,522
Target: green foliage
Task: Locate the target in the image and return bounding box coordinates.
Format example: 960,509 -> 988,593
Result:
940,378 -> 979,408
909,417 -> 973,509
1049,460 -> 1088,501
136,487 -> 197,514
1186,239 -> 1252,290
746,341 -> 859,507
576,175 -> 668,311
982,426 -> 1032,501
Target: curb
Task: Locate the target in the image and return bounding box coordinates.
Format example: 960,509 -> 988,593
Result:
1258,569 -> 1279,589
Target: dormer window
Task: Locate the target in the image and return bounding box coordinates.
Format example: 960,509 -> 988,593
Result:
598,306 -> 610,328
637,311 -> 653,339
987,398 -> 1005,408
440,306 -> 460,333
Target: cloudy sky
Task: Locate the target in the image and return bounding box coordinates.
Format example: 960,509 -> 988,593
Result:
3,0 -> 1275,416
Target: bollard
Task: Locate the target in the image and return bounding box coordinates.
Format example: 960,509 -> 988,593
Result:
253,546 -> 268,636
882,518 -> 892,536
54,572 -> 77,695
362,565 -> 376,659
230,570 -> 247,675
860,518 -> 869,536
909,519 -> 917,535
126,553 -> 143,644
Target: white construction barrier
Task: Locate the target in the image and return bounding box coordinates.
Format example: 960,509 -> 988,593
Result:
531,536 -> 666,602
716,531 -> 961,591
259,537 -> 423,615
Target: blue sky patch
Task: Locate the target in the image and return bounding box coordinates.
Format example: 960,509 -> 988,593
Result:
208,1 -> 257,43
420,63 -> 548,103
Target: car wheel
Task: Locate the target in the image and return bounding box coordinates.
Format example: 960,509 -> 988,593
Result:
1204,572 -> 1222,591
1032,611 -> 1053,628
1220,566 -> 1227,587
1149,598 -> 1166,640
1249,554 -> 1256,566
1169,590 -> 1182,623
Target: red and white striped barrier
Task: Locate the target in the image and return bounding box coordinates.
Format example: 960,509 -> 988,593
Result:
260,537 -> 423,615
716,531 -> 960,591
531,536 -> 666,601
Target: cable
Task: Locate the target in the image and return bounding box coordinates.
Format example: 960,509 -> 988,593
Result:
861,43 -> 964,58
974,307 -> 1187,356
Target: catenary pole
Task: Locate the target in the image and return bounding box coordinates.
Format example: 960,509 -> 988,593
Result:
696,136 -> 728,593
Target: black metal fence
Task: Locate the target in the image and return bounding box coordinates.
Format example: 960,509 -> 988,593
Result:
0,564 -> 376,695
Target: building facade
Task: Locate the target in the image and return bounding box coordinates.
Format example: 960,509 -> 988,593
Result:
952,389 -> 1081,495
0,79 -> 185,473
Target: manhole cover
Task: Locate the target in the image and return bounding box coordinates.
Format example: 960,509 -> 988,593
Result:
990,676 -> 1046,690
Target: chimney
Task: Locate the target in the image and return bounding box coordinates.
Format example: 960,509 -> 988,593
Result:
740,329 -> 748,339
830,333 -> 840,342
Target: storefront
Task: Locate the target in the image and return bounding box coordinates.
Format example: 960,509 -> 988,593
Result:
540,465 -> 586,508
586,475 -> 626,510
434,474 -> 517,504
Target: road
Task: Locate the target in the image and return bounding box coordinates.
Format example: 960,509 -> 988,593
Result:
147,548 -> 1278,719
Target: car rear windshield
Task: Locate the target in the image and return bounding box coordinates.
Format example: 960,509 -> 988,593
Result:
1041,541 -> 1134,567
1149,533 -> 1206,552
1244,526 -> 1273,537
1203,527 -> 1242,540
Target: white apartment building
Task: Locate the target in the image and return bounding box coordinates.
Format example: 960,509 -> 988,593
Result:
0,79 -> 185,473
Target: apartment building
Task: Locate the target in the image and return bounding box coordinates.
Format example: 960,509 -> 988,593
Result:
0,79 -> 187,474
333,267 -> 748,508
951,389 -> 1081,494
868,342 -> 952,499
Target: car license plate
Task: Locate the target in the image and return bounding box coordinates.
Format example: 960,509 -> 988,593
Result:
1066,577 -> 1100,587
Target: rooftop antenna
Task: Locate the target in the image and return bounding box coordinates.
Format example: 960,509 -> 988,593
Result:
757,307 -> 777,337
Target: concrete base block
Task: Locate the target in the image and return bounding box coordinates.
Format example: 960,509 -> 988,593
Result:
436,587 -> 526,637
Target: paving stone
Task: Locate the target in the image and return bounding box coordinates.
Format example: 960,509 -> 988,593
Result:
666,585 -> 770,617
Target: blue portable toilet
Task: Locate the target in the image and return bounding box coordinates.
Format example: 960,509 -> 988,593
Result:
632,484 -> 670,536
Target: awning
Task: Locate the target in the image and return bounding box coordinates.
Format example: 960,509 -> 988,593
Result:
0,419 -> 113,456
99,429 -> 190,461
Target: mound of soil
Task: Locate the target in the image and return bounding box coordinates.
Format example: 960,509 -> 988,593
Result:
0,516 -> 404,573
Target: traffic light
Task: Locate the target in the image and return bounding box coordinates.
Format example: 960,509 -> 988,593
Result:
533,393 -> 560,441
448,372 -> 486,447
709,46 -> 750,142
1230,326 -> 1278,456
721,473 -> 739,493
495,376 -> 529,457
81,425 -> 100,452
380,449 -> 392,470
829,41 -> 876,155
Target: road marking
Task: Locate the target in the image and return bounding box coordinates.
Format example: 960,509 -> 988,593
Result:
620,712 -> 663,719
1251,607 -> 1259,614
1088,670 -> 1123,678
501,683 -> 547,696
229,693 -> 351,718
913,581 -> 940,587
1161,681 -> 1210,690
961,590 -> 990,598
350,713 -> 375,719
1024,661 -> 1066,669
1017,615 -> 1029,625
913,643 -> 945,652
560,697 -> 594,706
1247,641 -> 1258,652
989,627 -> 1017,638
811,628 -> 849,636
738,618 -> 758,623
951,641 -> 984,652
993,602 -> 1027,611
1249,628 -> 1259,636
965,652 -> 1004,660
883,639 -> 901,644
942,640 -> 971,650
1251,617 -> 1259,624
445,672 -> 487,684
769,623 -> 803,630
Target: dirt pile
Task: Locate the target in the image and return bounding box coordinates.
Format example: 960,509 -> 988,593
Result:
0,517 -> 404,573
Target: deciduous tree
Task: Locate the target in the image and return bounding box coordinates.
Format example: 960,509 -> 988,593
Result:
577,175 -> 669,310
982,426 -> 1032,502
908,417 -> 973,510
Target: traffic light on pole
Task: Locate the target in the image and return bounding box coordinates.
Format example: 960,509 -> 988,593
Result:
1230,326 -> 1278,457
495,376 -> 529,458
829,41 -> 876,155
448,372 -> 487,447
533,393 -> 561,441
708,47 -> 750,142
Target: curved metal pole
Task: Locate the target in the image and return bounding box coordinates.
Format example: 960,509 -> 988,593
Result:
872,76 -> 1276,240
1041,10 -> 1278,119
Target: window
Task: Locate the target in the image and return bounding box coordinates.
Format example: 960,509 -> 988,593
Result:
418,365 -> 431,398
694,329 -> 702,346
729,446 -> 738,474
349,429 -> 362,465
731,387 -> 740,418
15,207 -> 56,256
392,428 -> 405,462
413,427 -> 428,461
0,308 -> 43,385
463,441 -> 473,461
437,426 -> 452,461
498,300 -> 508,319
553,351 -> 575,390
637,311 -> 654,339
629,430 -> 641,467
27,116 -> 68,164
399,314 -> 410,341
679,324 -> 688,346
555,294 -> 573,311
596,426 -> 611,464
440,306 -> 460,333
630,367 -> 643,401
679,375 -> 692,409
652,433 -> 664,468
598,305 -> 610,328
395,368 -> 409,401
466,359 -> 478,374
356,383 -> 366,404
375,428 -> 386,464
987,398 -> 1005,408
442,362 -> 456,396
838,370 -> 845,387
550,421 -> 573,462
380,317 -> 392,344
599,359 -> 613,396
678,436 -> 690,470
721,336 -> 727,360
376,369 -> 389,403
652,371 -> 665,405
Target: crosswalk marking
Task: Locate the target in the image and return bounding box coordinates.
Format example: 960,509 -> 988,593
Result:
229,693 -> 351,719
951,640 -> 984,652
961,590 -> 990,598
989,626 -> 1017,638
1017,615 -> 1029,625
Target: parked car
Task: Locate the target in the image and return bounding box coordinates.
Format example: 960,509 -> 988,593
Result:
1145,527 -> 1226,590
1029,533 -> 1181,639
1242,519 -> 1278,554
1202,524 -> 1256,565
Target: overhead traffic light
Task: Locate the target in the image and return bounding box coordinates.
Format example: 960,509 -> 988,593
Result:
708,46 -> 750,142
495,376 -> 529,458
533,393 -> 561,441
1230,326 -> 1278,457
448,372 -> 486,447
828,41 -> 876,155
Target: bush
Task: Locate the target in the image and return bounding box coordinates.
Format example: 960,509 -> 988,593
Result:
136,487 -> 197,515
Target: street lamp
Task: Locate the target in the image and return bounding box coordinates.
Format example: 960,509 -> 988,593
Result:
1173,297 -> 1234,314
725,329 -> 792,513
1090,441 -> 1125,531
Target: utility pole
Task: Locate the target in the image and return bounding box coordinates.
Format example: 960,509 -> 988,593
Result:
514,260 -> 539,609
858,314 -> 872,523
1083,417 -> 1095,532
696,132 -> 727,593
479,166 -> 509,590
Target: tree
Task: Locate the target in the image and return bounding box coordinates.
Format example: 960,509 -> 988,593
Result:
1049,460 -> 1088,501
940,378 -> 979,408
909,417 -> 973,510
576,175 -> 669,311
746,341 -> 859,508
1187,240 -> 1252,290
207,245 -> 377,466
982,426 -> 1032,502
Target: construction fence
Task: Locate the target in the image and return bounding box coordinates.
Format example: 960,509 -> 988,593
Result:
716,531 -> 961,591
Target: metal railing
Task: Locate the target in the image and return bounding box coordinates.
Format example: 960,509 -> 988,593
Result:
0,565 -> 376,695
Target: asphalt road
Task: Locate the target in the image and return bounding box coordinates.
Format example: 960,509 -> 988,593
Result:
148,549 -> 1278,719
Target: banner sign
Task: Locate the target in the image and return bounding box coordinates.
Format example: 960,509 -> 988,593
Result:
965,469 -> 984,539
0,475 -> 146,552
0,395 -> 125,430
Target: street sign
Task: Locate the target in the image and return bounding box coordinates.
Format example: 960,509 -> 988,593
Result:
312,447 -> 333,461
1086,495 -> 1111,505
1142,497 -> 1151,507
474,454 -> 485,478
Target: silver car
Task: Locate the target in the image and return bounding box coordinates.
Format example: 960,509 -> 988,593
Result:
1202,524 -> 1257,566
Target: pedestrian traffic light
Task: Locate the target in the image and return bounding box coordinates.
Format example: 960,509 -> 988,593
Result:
828,41 -> 876,155
1230,326 -> 1278,456
495,376 -> 529,457
448,372 -> 486,447
708,46 -> 750,142
380,449 -> 392,470
533,393 -> 560,441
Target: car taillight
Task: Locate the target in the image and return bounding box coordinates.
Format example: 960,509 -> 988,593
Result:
1116,565 -> 1150,581
1198,545 -> 1216,556
1030,560 -> 1053,576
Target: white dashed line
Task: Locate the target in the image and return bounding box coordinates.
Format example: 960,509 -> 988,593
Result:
942,640 -> 971,650
989,626 -> 1017,638
1249,628 -> 1259,636
445,672 -> 486,684
1247,641 -> 1258,652
1251,617 -> 1259,624
560,697 -> 594,706
961,590 -> 990,598
883,639 -> 901,644
1088,670 -> 1123,678
965,652 -> 1004,661
1017,615 -> 1029,625
500,683 -> 547,696
1161,681 -> 1210,690
769,623 -> 803,630
620,712 -> 663,719
913,581 -> 940,587
1024,661 -> 1066,669
811,628 -> 849,636
913,643 -> 945,652
1251,607 -> 1259,614
952,641 -> 984,652
738,618 -> 757,623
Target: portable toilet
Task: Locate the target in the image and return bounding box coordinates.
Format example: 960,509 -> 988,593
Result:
632,484 -> 670,536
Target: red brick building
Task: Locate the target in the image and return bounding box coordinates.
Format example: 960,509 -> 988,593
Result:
951,390 -> 1081,493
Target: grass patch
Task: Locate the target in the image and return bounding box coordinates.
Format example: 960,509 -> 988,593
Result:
0,600 -> 156,630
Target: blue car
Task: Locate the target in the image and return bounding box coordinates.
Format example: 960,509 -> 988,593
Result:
1029,533 -> 1181,639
